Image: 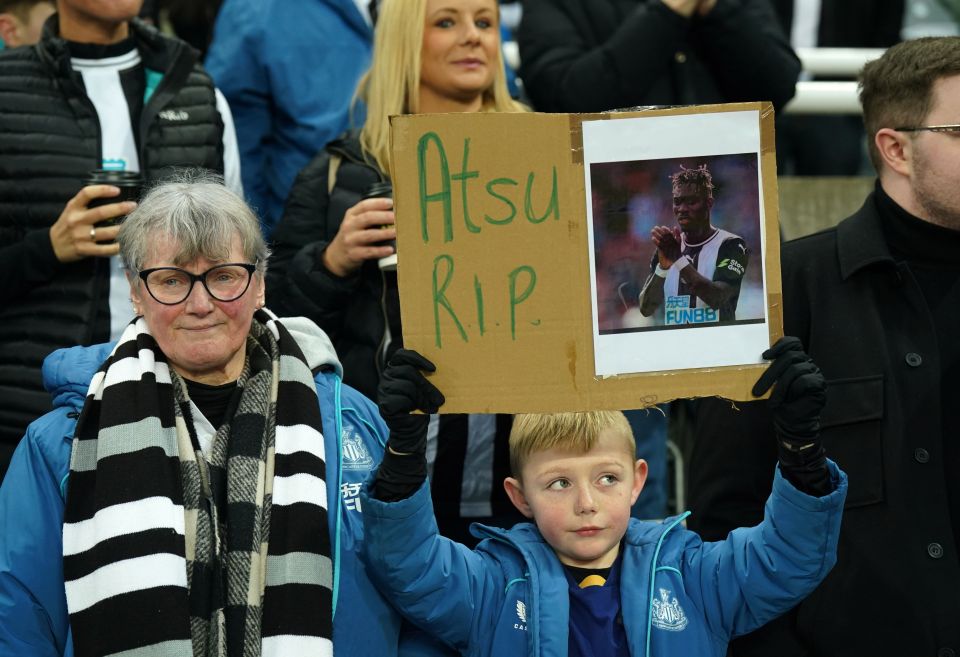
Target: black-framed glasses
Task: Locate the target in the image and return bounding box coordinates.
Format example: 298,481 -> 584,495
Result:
894,124 -> 960,134
138,263 -> 257,305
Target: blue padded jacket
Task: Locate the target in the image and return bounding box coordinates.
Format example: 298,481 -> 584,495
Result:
362,464 -> 847,657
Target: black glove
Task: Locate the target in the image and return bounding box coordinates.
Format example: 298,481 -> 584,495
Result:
373,349 -> 445,502
378,349 -> 445,452
753,336 -> 826,446
753,337 -> 832,496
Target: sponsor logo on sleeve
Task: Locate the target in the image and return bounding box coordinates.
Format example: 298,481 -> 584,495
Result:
717,258 -> 745,277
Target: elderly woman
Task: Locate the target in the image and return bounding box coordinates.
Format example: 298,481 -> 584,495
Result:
0,176 -> 447,657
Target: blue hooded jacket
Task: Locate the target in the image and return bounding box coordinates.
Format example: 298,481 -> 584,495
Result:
361,464 -> 847,657
204,0 -> 372,235
0,319 -> 452,657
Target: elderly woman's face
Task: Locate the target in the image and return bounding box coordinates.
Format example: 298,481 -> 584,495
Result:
130,236 -> 265,385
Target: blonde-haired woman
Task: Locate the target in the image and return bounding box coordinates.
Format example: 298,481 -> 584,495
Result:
267,0 -> 526,547
269,0 -> 522,397
358,0 -> 523,177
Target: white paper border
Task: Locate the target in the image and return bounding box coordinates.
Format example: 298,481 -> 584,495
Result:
583,110 -> 769,376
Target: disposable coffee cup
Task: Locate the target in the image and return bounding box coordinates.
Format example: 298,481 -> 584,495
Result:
363,181 -> 396,271
84,169 -> 144,228
378,253 -> 398,271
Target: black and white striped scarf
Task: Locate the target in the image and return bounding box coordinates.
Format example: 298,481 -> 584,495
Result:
63,310 -> 333,657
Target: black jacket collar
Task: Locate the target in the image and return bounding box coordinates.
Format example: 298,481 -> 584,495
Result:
836,185 -> 896,281
327,130 -> 366,162
37,15 -> 193,79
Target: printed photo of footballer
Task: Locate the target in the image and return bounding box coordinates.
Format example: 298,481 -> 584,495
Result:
590,153 -> 765,334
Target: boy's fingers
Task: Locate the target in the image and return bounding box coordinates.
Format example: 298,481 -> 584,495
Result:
790,370 -> 826,409
760,335 -> 803,361
753,336 -> 806,397
407,369 -> 444,413
379,385 -> 419,417
422,385 -> 445,414
752,350 -> 807,397
767,360 -> 819,406
388,348 -> 436,373
380,368 -> 445,416
379,349 -> 444,415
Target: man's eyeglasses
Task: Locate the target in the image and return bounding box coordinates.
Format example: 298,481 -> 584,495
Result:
894,124 -> 960,134
138,263 -> 258,305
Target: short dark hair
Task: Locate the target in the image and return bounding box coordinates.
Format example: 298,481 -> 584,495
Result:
859,36 -> 960,172
670,164 -> 714,200
0,0 -> 53,20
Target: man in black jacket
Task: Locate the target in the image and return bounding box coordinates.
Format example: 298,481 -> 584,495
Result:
516,0 -> 801,113
0,0 -> 241,480
686,37 -> 960,656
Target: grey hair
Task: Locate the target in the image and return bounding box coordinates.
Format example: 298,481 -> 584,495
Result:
118,170 -> 270,275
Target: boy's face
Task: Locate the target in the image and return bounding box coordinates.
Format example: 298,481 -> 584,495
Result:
504,428 -> 647,569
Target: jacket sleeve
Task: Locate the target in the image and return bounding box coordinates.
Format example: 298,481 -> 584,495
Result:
266,152 -> 361,339
0,227 -> 68,305
360,481 -> 500,653
205,0 -> 271,221
517,0 -> 690,112
685,403 -> 815,652
0,416 -> 73,657
690,0 -> 801,111
685,462 -> 847,641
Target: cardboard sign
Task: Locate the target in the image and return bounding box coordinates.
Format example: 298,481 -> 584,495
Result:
389,103 -> 782,413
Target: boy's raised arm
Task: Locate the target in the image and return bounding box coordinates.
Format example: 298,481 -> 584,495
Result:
690,337 -> 847,639
752,336 -> 833,497
371,349 -> 445,502
361,349 -> 499,652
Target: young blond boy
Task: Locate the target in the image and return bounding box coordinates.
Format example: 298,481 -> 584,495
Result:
362,340 -> 847,656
